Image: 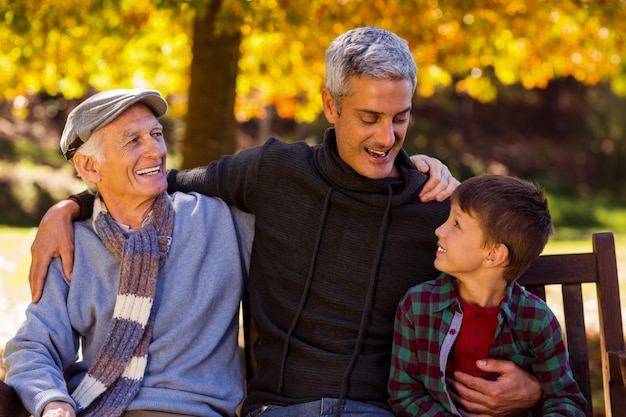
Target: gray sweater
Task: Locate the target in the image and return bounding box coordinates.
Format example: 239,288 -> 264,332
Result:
4,192 -> 254,417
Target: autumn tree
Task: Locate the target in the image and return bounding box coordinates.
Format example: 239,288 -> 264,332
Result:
182,0 -> 241,167
2,0 -> 626,168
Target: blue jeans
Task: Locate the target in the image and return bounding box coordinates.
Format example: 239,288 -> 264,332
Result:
244,398 -> 395,417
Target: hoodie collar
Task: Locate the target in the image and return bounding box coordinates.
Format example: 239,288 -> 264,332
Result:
313,128 -> 429,207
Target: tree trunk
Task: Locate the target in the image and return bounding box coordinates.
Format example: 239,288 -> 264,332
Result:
181,0 -> 241,169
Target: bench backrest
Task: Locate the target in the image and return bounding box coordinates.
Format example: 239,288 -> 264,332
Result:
518,232 -> 625,417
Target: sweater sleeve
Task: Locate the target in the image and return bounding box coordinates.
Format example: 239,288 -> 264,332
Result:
166,140 -> 270,213
69,190 -> 95,221
230,207 -> 255,269
3,259 -> 80,417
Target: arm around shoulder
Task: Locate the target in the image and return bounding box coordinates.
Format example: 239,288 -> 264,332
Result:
167,143 -> 267,209
29,198 -> 81,302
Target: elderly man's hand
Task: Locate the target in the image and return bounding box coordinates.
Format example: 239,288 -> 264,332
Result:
29,199 -> 80,302
42,401 -> 75,417
410,154 -> 459,202
446,359 -> 542,416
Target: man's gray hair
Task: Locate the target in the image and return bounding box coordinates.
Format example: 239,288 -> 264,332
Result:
325,26 -> 417,111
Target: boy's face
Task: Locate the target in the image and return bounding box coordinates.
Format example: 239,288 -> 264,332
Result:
434,202 -> 490,278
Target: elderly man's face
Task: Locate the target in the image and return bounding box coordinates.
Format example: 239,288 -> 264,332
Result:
322,76 -> 412,179
94,103 -> 167,205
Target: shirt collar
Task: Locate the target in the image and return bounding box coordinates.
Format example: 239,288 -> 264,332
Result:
91,195 -> 153,232
432,273 -> 461,313
433,272 -> 521,322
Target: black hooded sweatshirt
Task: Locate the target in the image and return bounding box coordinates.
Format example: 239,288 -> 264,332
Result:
166,128 -> 450,415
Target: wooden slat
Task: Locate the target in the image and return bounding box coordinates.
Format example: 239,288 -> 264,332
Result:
562,283 -> 593,416
607,350 -> 626,416
519,253 -> 597,286
593,233 -> 625,417
595,233 -> 624,353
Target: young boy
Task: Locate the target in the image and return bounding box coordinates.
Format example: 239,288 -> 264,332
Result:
388,174 -> 586,416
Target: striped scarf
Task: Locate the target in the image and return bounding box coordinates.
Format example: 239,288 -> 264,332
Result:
72,192 -> 174,417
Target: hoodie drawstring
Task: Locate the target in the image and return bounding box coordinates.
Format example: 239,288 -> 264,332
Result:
275,183 -> 394,417
333,184 -> 393,417
276,187 -> 336,393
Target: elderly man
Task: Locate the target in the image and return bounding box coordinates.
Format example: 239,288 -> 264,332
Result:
3,89 -> 254,417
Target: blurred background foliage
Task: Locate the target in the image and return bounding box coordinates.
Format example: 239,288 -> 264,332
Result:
1,0 -> 626,228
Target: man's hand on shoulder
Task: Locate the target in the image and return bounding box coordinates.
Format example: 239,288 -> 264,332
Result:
410,154 -> 459,202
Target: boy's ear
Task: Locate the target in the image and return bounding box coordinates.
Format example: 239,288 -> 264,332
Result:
484,243 -> 509,268
73,153 -> 102,183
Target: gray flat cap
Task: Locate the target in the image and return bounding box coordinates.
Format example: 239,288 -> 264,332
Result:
60,88 -> 168,160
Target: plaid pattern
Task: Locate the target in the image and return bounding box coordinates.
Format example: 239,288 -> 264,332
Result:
388,273 -> 587,416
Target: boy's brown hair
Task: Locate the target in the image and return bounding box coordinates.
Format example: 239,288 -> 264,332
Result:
451,174 -> 553,281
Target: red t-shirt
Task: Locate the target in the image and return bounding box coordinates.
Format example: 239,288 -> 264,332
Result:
451,298 -> 500,380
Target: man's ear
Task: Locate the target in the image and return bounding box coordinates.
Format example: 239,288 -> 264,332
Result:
484,243 -> 509,268
321,88 -> 338,124
73,153 -> 101,183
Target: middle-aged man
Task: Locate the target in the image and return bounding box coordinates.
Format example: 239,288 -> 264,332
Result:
3,89 -> 254,417
27,27 -> 542,417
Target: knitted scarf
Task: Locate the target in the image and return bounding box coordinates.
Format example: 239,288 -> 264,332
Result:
71,192 -> 174,417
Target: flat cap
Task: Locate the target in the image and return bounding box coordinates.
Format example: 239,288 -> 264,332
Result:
60,88 -> 168,160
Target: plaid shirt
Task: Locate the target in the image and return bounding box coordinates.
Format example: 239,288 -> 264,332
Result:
388,273 -> 587,416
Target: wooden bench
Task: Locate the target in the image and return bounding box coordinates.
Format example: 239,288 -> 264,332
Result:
518,231 -> 626,417
2,232 -> 625,417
